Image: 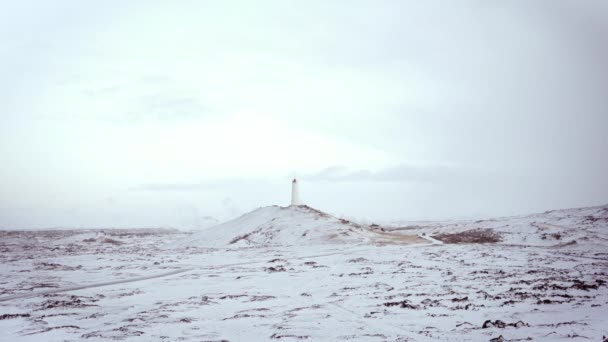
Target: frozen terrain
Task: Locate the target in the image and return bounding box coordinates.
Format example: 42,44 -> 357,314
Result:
0,205 -> 607,341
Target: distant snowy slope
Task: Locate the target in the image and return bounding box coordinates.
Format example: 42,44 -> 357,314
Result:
386,204 -> 608,248
175,205 -> 423,247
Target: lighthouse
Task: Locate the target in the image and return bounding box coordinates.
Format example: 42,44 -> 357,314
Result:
291,178 -> 302,206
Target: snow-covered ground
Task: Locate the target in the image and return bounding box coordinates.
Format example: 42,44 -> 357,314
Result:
0,205 -> 607,341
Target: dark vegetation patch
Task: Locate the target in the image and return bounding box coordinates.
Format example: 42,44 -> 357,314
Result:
101,238 -> 124,245
223,313 -> 266,320
219,294 -> 248,300
0,313 -> 30,320
21,282 -> 60,291
229,228 -> 262,244
34,262 -> 82,271
582,214 -> 608,224
112,326 -> 144,336
264,266 -> 287,272
270,333 -> 309,339
268,258 -> 287,263
369,223 -> 385,231
451,296 -> 468,302
36,295 -> 99,310
382,300 -> 421,309
537,321 -> 589,328
450,303 -> 478,310
482,320 -> 528,328
24,325 -> 81,335
420,298 -> 443,307
571,280 -> 601,291
82,234 -> 124,246
248,295 -> 275,302
540,233 -> 562,240
287,304 -> 322,313
533,279 -> 602,292
433,229 -> 501,244
347,257 -> 368,263
536,298 -> 568,305
348,267 -> 374,277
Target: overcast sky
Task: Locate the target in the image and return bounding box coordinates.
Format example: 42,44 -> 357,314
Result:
1,1 -> 607,229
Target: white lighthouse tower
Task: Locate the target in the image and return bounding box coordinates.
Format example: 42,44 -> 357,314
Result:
291,178 -> 302,206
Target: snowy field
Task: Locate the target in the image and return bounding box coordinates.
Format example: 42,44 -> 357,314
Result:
1,205 -> 607,341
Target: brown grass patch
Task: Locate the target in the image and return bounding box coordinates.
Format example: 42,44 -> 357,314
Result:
433,229 -> 501,244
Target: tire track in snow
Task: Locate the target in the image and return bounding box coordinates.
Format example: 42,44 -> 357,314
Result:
0,268 -> 193,302
0,243 -> 435,302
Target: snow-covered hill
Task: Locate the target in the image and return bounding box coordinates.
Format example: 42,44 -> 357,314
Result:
11,205 -> 605,250
176,205 -> 424,247
387,204 -> 608,248
177,204 -> 608,249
